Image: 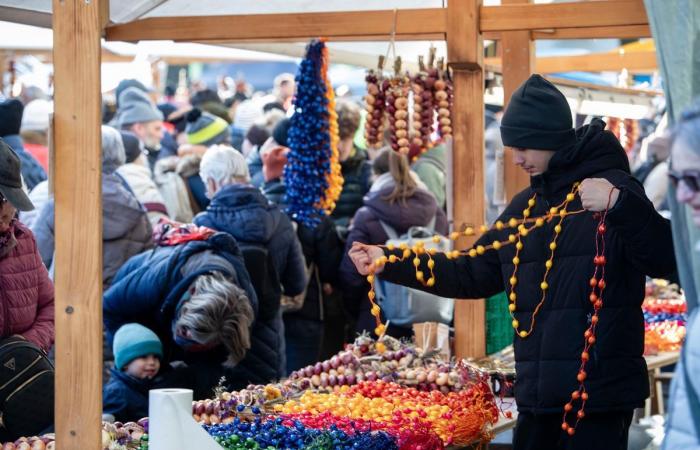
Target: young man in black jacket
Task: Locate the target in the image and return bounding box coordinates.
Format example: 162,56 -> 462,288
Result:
349,74 -> 676,450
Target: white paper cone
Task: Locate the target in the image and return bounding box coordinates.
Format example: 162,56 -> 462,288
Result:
149,388 -> 222,450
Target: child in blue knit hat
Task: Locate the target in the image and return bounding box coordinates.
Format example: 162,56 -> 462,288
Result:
103,323 -> 190,422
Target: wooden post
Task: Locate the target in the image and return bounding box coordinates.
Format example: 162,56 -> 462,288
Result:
448,0 -> 486,359
0,51 -> 6,97
501,0 -> 534,201
52,0 -> 104,448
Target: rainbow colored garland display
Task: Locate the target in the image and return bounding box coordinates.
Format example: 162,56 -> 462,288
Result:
285,39 -> 343,227
367,184 -> 615,436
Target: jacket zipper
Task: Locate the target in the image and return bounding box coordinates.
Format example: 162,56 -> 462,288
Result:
4,369 -> 52,404
0,355 -> 42,391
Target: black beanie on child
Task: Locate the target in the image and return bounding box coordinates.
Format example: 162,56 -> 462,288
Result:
500,74 -> 576,152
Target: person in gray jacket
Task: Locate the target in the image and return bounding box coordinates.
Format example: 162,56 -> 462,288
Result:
32,126 -> 153,288
663,100 -> 700,450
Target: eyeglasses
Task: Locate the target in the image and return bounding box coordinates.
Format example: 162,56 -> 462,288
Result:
669,169 -> 700,193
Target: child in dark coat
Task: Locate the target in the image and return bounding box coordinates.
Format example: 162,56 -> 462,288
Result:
103,323 -> 191,422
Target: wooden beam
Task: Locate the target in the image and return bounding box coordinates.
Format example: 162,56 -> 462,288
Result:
546,76 -> 662,98
481,0 -> 647,32
52,0 -> 103,448
536,50 -> 657,74
484,50 -> 658,74
104,2 -> 649,43
105,8 -> 447,42
501,0 -> 533,203
531,24 -> 651,40
0,51 -> 5,96
448,0 -> 486,359
99,0 -> 110,29
484,24 -> 652,40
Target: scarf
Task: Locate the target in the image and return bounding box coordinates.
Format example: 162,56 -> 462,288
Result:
152,218 -> 215,247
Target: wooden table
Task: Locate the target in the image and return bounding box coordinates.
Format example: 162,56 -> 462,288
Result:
643,351 -> 680,417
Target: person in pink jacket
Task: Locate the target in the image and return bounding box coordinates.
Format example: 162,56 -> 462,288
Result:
0,137 -> 54,352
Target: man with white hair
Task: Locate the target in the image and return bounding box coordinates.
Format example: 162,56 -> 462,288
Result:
116,87 -> 165,169
194,145 -> 307,379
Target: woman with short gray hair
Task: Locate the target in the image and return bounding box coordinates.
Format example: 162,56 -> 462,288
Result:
173,272 -> 253,367
103,222 -> 274,396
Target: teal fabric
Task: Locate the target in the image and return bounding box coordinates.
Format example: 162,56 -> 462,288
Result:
113,323 -> 163,370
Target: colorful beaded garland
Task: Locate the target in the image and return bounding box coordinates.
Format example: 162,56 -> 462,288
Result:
366,183 -> 614,435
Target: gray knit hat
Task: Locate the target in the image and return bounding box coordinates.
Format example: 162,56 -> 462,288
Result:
117,87 -> 163,127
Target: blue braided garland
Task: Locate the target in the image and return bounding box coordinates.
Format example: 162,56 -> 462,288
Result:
284,40 -> 331,228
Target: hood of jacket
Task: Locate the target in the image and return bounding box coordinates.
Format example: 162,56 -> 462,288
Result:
533,118 -> 630,196
198,184 -> 281,244
364,185 -> 439,234
103,173 -> 150,241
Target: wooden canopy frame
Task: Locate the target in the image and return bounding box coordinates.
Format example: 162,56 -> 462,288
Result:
51,0 -> 651,447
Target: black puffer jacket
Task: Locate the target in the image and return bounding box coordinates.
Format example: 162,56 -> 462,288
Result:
332,147 -> 372,229
380,119 -> 676,413
263,178 -> 344,322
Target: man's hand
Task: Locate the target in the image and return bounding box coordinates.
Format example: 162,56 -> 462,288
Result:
579,178 -> 620,212
348,242 -> 385,276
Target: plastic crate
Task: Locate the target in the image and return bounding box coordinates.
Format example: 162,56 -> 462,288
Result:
486,291 -> 513,354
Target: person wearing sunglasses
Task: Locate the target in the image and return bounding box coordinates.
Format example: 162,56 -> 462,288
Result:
0,137 -> 54,353
662,101 -> 700,449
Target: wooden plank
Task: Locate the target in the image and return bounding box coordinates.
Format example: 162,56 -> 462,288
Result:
481,0 -> 648,32
501,0 -> 533,202
105,8 -> 447,42
536,50 -> 657,74
484,24 -> 652,40
546,76 -> 662,98
448,0 -> 486,359
104,3 -> 649,43
52,0 -> 103,448
531,24 -> 651,40
0,51 -> 5,95
485,50 -> 659,75
99,0 -> 110,29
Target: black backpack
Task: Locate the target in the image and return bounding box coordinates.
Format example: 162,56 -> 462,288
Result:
0,337 -> 54,439
239,243 -> 282,321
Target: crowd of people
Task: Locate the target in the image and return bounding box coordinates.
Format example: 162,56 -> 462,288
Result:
0,74 -> 455,423
0,71 -> 699,449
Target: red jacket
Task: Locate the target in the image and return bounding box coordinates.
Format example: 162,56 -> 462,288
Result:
0,222 -> 54,351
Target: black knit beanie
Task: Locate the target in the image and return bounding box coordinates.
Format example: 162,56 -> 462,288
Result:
272,118 -> 290,147
500,74 -> 576,151
0,99 -> 24,137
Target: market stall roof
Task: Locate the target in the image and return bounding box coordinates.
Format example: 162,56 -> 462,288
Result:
0,20 -> 296,64
2,0 -> 447,27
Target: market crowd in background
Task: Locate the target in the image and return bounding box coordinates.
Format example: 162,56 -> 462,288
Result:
0,69 -> 698,439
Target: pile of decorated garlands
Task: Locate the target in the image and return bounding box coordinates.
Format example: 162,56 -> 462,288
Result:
202,378 -> 497,449
643,279 -> 687,354
364,48 -> 452,161
0,420 -> 149,450
190,335 -> 499,448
